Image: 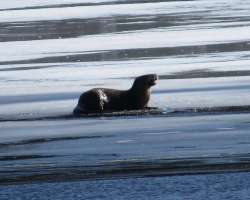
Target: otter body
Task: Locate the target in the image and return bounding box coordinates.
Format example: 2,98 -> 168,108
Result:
73,74 -> 158,115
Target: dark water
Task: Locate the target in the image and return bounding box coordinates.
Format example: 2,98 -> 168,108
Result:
1,1 -> 250,197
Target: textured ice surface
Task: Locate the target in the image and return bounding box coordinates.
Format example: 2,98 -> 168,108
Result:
1,0 -> 250,194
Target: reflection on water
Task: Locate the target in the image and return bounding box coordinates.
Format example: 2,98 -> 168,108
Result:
1,0 -> 250,184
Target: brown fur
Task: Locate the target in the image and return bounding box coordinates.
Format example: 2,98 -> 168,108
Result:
73,74 -> 158,115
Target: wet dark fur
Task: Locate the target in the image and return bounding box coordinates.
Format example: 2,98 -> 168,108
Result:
73,74 -> 158,115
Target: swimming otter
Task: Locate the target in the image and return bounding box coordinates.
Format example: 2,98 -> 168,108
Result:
73,74 -> 158,115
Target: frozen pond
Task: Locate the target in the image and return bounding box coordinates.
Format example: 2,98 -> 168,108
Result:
1,0 -> 250,197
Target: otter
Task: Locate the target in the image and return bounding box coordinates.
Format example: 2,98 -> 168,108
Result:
73,74 -> 158,115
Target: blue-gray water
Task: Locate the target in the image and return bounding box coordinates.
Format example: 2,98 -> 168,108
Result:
1,172 -> 250,200
1,0 -> 250,199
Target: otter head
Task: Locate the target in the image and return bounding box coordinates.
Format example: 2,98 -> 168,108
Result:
128,74 -> 158,109
131,74 -> 158,90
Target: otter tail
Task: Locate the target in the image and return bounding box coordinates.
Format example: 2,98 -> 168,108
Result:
73,105 -> 87,116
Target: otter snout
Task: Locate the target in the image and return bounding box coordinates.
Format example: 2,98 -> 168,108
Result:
148,74 -> 158,86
